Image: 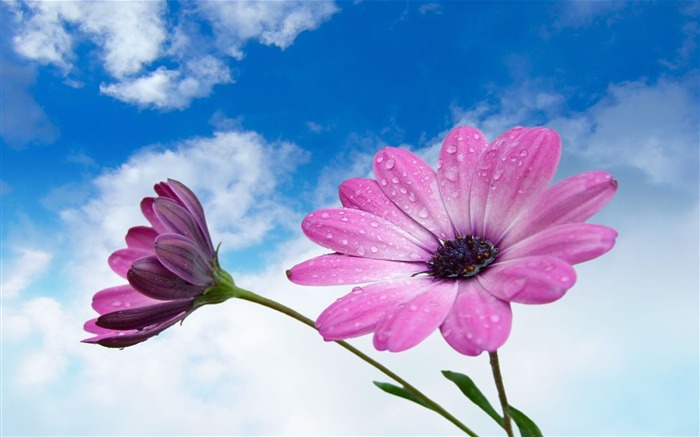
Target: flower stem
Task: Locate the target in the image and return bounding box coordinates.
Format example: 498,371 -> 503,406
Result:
234,287 -> 478,437
488,351 -> 513,437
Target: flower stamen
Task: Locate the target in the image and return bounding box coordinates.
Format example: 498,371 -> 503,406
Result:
427,235 -> 498,279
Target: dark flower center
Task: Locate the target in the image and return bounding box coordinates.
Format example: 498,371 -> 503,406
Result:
427,235 -> 498,279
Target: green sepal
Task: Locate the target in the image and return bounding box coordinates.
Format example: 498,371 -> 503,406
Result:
442,370 -> 502,425
373,381 -> 434,411
508,405 -> 543,437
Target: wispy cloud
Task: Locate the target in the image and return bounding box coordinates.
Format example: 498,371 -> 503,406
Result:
8,1 -> 338,109
0,247 -> 53,299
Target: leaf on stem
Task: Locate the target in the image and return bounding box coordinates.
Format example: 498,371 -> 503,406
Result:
373,381 -> 435,411
441,370 -> 502,425
508,405 -> 543,437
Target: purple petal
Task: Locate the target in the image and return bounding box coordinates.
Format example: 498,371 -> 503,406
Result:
287,253 -> 423,286
500,223 -> 618,265
154,198 -> 213,256
340,178 -> 439,250
373,280 -> 458,352
155,234 -> 213,286
473,127 -> 562,241
373,148 -> 455,240
479,256 -> 576,304
439,281 -> 512,356
95,298 -> 192,331
301,208 -> 432,261
83,312 -> 185,348
500,171 -> 618,247
316,278 -> 432,341
91,284 -> 156,314
108,248 -> 151,278
125,225 -> 159,250
157,179 -> 214,253
437,127 -> 489,237
128,256 -> 205,300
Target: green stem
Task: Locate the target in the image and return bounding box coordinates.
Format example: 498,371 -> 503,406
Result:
234,287 -> 478,437
489,351 -> 513,437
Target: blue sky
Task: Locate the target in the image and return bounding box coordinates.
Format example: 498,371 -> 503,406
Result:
1,1 -> 698,435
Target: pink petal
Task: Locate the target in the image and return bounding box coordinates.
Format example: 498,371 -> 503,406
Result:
500,223 -> 618,265
340,178 -> 439,250
91,284 -> 157,314
108,247 -> 152,278
373,147 -> 455,240
128,256 -> 205,300
301,208 -> 432,261
500,171 -> 618,247
478,256 -> 576,304
373,280 -> 458,352
316,278 -> 432,341
439,281 -> 512,356
82,313 -> 184,348
473,127 -> 562,241
436,127 -> 489,236
141,197 -> 167,233
95,299 -> 191,331
125,226 -> 158,250
287,253 -> 423,286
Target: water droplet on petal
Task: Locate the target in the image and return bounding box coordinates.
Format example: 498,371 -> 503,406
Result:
409,304 -> 418,312
384,158 -> 395,169
370,246 -> 378,253
473,133 -> 480,140
321,212 -> 330,219
325,232 -> 333,239
357,247 -> 366,256
418,207 -> 430,219
446,145 -> 457,154
370,221 -> 379,228
519,149 -> 528,157
490,314 -> 500,323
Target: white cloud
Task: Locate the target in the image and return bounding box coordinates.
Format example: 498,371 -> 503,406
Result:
8,0 -> 338,109
100,56 -> 232,110
0,247 -> 52,299
198,1 -> 338,59
450,76 -> 699,188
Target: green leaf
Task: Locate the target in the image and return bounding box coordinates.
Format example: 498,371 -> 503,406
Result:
441,370 -> 502,426
373,381 -> 435,411
508,405 -> 543,437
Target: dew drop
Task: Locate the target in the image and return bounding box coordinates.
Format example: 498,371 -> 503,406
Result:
341,239 -> 348,245
384,158 -> 395,169
357,247 -> 366,256
409,304 -> 418,312
376,155 -> 384,163
321,212 -> 330,219
380,179 -> 388,186
446,145 -> 457,154
351,287 -> 364,295
370,221 -> 379,228
519,149 -> 528,157
490,314 -> 501,323
391,176 -> 399,184
473,133 -> 480,140
325,232 -> 333,239
370,246 -> 378,253
418,207 -> 430,219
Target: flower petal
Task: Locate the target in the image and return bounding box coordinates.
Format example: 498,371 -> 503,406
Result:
141,197 -> 167,233
91,284 -> 156,314
108,247 -> 152,278
156,179 -> 214,254
479,256 -> 576,304
287,253 -> 423,286
437,127 -> 489,236
373,147 -> 455,240
125,225 -> 158,250
95,299 -> 192,331
500,171 -> 618,247
154,197 -> 212,256
316,278 -> 431,341
340,178 -> 439,249
155,234 -> 213,286
440,281 -> 512,356
473,127 -> 562,240
127,256 -> 205,300
83,310 -> 186,348
501,223 -> 618,265
301,208 -> 432,261
373,279 -> 458,352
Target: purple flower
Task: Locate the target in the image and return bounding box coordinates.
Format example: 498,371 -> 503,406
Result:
83,179 -> 229,348
288,126 -> 618,355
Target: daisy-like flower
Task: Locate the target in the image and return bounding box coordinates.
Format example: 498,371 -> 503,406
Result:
288,126 -> 618,355
83,179 -> 234,348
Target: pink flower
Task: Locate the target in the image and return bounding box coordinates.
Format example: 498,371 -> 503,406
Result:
83,179 -> 224,348
288,126 -> 618,355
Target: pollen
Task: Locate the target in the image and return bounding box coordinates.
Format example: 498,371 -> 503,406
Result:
427,235 -> 498,279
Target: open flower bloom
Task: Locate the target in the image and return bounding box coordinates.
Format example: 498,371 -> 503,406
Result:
83,179 -> 223,348
288,126 -> 618,355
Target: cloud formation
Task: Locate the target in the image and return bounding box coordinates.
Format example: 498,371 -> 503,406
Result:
8,0 -> 338,109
